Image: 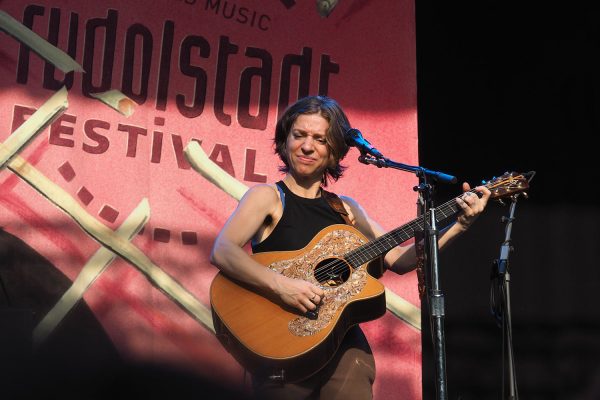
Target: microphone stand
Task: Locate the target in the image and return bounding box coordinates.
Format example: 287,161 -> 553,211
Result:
357,155 -> 457,185
490,196 -> 520,400
358,154 -> 455,400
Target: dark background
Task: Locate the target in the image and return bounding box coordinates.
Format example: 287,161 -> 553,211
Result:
416,2 -> 600,399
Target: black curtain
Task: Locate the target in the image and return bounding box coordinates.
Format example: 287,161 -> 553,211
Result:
416,1 -> 600,399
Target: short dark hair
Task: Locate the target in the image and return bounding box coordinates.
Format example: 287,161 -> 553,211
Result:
274,96 -> 350,184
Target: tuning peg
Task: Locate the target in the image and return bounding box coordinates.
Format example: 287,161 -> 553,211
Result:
497,198 -> 506,206
522,192 -> 529,199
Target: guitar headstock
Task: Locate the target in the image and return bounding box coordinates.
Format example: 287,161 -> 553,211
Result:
483,171 -> 535,202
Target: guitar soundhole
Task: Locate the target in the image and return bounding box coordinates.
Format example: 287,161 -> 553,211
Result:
313,258 -> 351,287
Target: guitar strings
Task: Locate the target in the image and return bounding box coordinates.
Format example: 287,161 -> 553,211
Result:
312,174 -> 524,281
312,221 -> 416,281
311,190 -> 471,282
313,219 -> 425,281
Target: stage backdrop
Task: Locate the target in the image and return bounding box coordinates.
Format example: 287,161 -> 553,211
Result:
0,1 -> 421,398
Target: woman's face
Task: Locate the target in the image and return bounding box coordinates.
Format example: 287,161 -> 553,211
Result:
285,113 -> 332,181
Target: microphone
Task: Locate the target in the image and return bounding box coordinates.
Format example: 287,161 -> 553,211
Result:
344,128 -> 385,158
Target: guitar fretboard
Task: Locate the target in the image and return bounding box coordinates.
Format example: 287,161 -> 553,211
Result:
344,195 -> 464,268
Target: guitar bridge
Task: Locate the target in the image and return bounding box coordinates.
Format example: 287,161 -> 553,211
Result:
304,303 -> 320,320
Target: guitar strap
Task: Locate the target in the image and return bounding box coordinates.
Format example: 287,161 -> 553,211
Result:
322,188 -> 386,278
321,189 -> 352,225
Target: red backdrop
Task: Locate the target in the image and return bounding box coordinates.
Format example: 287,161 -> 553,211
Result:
0,1 -> 421,398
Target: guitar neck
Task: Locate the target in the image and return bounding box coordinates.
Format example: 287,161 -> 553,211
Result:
342,171 -> 533,269
344,195 -> 463,268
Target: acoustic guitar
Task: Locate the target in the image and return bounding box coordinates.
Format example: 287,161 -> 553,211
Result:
210,171 -> 533,382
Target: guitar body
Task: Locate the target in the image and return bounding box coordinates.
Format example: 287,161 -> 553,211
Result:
210,224 -> 387,383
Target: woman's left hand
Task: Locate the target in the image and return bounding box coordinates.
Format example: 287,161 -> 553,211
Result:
455,182 -> 491,231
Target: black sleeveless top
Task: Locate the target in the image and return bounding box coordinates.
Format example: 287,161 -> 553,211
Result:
250,181 -> 371,385
251,181 -> 345,253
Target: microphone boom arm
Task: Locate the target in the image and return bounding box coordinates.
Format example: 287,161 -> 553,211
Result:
358,155 -> 457,184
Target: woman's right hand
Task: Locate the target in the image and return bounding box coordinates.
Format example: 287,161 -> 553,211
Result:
271,273 -> 324,313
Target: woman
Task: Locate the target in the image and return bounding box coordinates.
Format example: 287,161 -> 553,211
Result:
210,96 -> 490,399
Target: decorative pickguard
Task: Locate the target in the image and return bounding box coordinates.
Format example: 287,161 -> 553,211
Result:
267,228 -> 368,336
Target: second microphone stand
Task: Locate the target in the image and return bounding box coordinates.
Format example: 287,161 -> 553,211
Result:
490,196 -> 520,400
